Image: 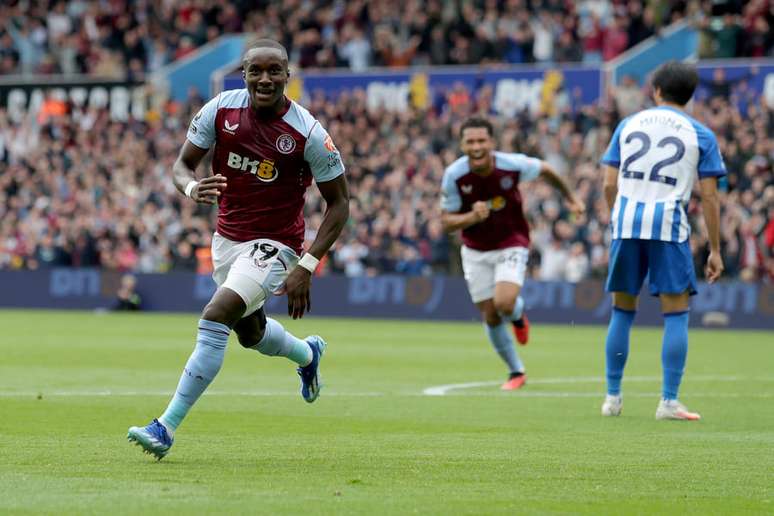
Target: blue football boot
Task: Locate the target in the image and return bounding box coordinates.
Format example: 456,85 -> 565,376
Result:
297,336 -> 326,403
127,418 -> 173,460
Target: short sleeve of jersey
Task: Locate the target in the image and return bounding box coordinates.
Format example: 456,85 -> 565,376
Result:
601,119 -> 626,167
186,94 -> 219,149
498,152 -> 541,182
440,170 -> 462,212
304,122 -> 345,183
695,125 -> 726,178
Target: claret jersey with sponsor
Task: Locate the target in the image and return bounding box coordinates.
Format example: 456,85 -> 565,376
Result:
187,89 -> 344,253
601,106 -> 726,242
440,152 -> 541,251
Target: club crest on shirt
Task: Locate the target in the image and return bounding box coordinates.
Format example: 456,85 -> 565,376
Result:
461,184 -> 473,194
276,134 -> 296,154
500,176 -> 514,190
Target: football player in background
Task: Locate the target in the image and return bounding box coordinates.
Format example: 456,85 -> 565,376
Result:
127,39 -> 350,458
600,61 -> 724,420
440,117 -> 585,390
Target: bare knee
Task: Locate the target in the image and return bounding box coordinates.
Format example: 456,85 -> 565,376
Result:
201,288 -> 246,328
612,292 -> 638,312
482,308 -> 502,327
476,300 -> 502,326
233,309 -> 268,348
202,303 -> 223,323
236,327 -> 265,348
660,292 -> 690,314
493,298 -> 515,315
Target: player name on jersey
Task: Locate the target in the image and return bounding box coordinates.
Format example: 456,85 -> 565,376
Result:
602,106 -> 726,243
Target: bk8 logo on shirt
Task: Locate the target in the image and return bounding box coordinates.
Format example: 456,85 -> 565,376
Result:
226,152 -> 278,182
489,196 -> 506,211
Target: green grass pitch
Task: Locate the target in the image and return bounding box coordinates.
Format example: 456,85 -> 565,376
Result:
0,309 -> 772,515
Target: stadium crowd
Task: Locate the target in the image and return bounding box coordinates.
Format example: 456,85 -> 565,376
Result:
2,0 -> 773,77
1,68 -> 772,283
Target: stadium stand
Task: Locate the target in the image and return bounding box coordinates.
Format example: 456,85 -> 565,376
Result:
6,0 -> 771,76
0,1 -> 772,284
1,75 -> 771,282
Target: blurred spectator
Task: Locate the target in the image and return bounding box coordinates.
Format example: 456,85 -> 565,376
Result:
706,13 -> 742,58
0,0 -> 724,77
338,25 -> 371,71
114,274 -> 142,311
554,31 -> 583,63
566,242 -> 591,283
334,238 -> 369,277
602,15 -> 629,61
539,237 -> 569,281
613,75 -> 647,117
0,51 -> 771,284
697,2 -> 773,59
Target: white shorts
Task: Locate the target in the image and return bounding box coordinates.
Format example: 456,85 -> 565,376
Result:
211,233 -> 299,316
461,245 -> 529,303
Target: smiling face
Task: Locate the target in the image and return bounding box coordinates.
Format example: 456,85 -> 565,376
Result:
460,126 -> 494,173
242,47 -> 289,111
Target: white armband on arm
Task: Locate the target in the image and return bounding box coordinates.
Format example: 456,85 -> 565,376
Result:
297,253 -> 319,273
184,180 -> 198,199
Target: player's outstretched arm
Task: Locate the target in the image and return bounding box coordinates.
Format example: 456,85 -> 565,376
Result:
283,175 -> 350,319
172,140 -> 227,205
539,162 -> 586,217
699,177 -> 724,283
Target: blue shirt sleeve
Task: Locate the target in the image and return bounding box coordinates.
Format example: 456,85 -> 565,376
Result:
696,126 -> 726,178
440,170 -> 462,212
496,152 -> 541,182
304,121 -> 345,182
186,94 -> 219,149
601,119 -> 626,167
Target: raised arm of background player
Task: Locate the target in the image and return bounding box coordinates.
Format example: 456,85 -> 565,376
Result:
602,166 -> 723,282
172,140 -> 227,204
441,162 -> 586,232
282,174 -> 350,319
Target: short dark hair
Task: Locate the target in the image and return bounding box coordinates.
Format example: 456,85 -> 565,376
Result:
651,61 -> 698,106
242,38 -> 289,64
459,117 -> 494,138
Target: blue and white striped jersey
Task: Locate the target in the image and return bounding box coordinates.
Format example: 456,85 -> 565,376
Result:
601,106 -> 726,243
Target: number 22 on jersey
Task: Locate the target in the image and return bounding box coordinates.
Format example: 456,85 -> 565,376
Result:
621,131 -> 684,186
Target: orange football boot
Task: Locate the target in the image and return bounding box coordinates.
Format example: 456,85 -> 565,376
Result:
501,374 -> 527,390
512,313 -> 529,345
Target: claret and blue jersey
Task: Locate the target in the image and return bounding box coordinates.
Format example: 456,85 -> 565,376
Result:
602,106 -> 726,243
440,151 -> 541,251
186,89 -> 345,254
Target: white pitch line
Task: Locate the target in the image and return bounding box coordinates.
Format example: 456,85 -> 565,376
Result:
1,376 -> 771,399
0,390 -> 384,398
422,375 -> 774,396
0,390 -> 771,399
420,392 -> 774,398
